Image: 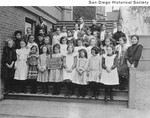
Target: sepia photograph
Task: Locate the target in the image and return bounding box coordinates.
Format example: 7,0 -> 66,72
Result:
0,5 -> 149,118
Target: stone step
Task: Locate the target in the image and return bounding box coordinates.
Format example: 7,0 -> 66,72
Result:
4,93 -> 128,106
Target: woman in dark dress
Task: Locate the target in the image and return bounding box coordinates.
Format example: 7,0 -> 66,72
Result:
1,39 -> 17,94
126,35 -> 143,69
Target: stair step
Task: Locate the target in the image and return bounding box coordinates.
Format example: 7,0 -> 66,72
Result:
4,93 -> 128,106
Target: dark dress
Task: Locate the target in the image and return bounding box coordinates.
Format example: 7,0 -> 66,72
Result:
1,46 -> 17,92
1,46 -> 17,79
37,41 -> 44,54
126,44 -> 143,68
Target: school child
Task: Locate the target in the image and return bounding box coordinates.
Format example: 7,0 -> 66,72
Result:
100,46 -> 119,102
27,45 -> 39,94
63,45 -> 77,97
87,46 -> 102,99
60,36 -> 68,56
74,38 -> 86,56
27,35 -> 39,53
73,49 -> 88,98
43,36 -> 52,55
14,40 -> 29,93
101,38 -> 111,54
23,27 -> 32,43
37,46 -> 49,94
14,30 -> 23,49
78,28 -> 88,47
93,31 -> 101,48
52,27 -> 62,45
67,30 -> 75,45
87,38 -> 97,59
60,25 -> 67,37
48,44 -> 63,95
126,35 -> 143,69
85,27 -> 94,47
36,34 -> 44,54
115,37 -> 129,90
73,23 -> 80,45
1,39 -> 17,94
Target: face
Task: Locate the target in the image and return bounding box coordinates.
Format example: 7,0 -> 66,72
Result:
107,47 -> 113,55
62,38 -> 67,44
118,26 -> 122,31
80,51 -> 85,58
67,31 -> 72,37
31,47 -> 37,54
91,39 -> 96,46
27,28 -> 32,34
68,46 -> 73,53
101,25 -> 106,31
105,39 -> 111,46
39,17 -> 43,23
54,47 -> 60,54
92,19 -> 97,25
38,36 -> 43,42
8,40 -> 13,48
81,30 -> 85,35
113,22 -> 117,28
56,28 -> 61,35
44,38 -> 50,44
91,49 -> 96,56
79,17 -> 84,24
119,18 -> 123,24
108,33 -> 113,38
93,32 -> 98,37
62,27 -> 67,32
29,36 -> 35,43
74,24 -> 79,30
42,46 -> 47,53
87,30 -> 91,35
77,40 -> 82,46
16,33 -> 22,40
39,29 -> 44,35
119,38 -> 125,45
20,41 -> 26,48
131,36 -> 138,44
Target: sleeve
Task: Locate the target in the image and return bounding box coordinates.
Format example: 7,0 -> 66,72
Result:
63,56 -> 67,68
76,59 -> 80,71
110,55 -> 118,70
37,56 -> 41,69
132,45 -> 143,67
102,56 -> 107,70
72,56 -> 77,69
1,47 -> 7,64
12,49 -> 17,62
99,56 -> 102,73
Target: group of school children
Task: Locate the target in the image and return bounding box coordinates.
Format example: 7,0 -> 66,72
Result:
1,16 -> 143,102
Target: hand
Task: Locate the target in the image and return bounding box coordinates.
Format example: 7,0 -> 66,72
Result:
127,61 -> 131,68
106,68 -> 111,73
131,64 -> 135,70
6,63 -> 10,68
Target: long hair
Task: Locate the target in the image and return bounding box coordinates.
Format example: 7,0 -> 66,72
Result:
79,49 -> 88,58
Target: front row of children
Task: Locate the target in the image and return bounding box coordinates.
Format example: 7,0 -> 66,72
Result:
2,35 -> 143,102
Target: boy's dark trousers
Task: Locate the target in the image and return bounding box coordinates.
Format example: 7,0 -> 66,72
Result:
119,76 -> 128,90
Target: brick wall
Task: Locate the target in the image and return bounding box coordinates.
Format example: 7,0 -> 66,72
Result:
0,6 -> 54,95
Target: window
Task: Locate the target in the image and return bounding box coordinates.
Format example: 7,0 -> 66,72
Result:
25,17 -> 36,35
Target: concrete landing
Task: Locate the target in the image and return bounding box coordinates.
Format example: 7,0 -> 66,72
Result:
0,100 -> 149,118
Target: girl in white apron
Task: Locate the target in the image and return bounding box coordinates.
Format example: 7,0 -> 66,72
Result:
100,46 -> 119,102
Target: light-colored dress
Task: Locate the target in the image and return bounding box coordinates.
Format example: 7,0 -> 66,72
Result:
100,54 -> 119,85
48,53 -> 63,82
86,45 -> 94,59
73,58 -> 88,85
14,48 -> 29,80
87,54 -> 102,83
37,54 -> 49,82
60,44 -> 67,56
63,53 -> 77,81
